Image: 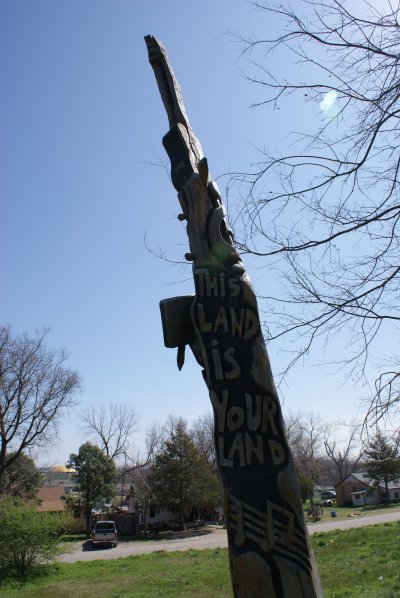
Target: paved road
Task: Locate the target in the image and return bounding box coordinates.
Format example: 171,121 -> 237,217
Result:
60,528 -> 228,563
59,511 -> 400,563
308,510 -> 400,533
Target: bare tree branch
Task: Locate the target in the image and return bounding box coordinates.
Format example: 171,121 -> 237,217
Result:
324,420 -> 364,483
228,1 -> 400,418
0,325 -> 81,483
80,402 -> 140,460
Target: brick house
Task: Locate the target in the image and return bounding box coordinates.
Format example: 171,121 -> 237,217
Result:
335,472 -> 400,506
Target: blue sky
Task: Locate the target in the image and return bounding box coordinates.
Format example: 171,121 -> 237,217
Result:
1,0 -> 366,465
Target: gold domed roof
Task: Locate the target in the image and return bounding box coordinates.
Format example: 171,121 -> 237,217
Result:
50,464 -> 74,473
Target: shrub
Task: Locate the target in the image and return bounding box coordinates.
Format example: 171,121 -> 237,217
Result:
0,496 -> 72,575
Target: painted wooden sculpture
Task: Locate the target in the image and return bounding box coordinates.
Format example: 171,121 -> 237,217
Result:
145,35 -> 324,598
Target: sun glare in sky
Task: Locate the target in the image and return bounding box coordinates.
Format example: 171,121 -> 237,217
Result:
320,90 -> 338,114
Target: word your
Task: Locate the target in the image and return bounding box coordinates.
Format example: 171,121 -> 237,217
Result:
210,390 -> 286,467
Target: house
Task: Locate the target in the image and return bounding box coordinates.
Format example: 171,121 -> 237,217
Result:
335,472 -> 400,506
36,485 -> 86,532
36,485 -> 68,513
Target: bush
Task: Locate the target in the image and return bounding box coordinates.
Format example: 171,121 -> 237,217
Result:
0,496 -> 72,575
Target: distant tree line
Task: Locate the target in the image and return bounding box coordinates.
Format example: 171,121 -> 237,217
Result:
1,323 -> 399,577
74,402 -> 400,524
71,412 -> 220,533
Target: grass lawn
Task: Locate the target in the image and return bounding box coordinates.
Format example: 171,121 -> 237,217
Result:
313,522 -> 400,597
304,500 -> 400,525
1,522 -> 400,597
0,549 -> 231,598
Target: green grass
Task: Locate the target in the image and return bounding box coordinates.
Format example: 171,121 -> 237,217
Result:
314,522 -> 400,597
1,523 -> 400,597
304,500 -> 400,524
0,549 -> 231,598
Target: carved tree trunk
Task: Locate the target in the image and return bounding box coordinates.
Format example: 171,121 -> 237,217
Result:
145,35 -> 324,598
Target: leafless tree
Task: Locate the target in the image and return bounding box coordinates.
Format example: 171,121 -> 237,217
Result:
190,412 -> 216,468
80,402 -> 140,460
285,410 -> 333,484
121,422 -> 165,474
231,0 -> 400,418
323,421 -> 364,484
116,422 -> 165,504
115,422 -> 172,535
125,465 -> 158,537
0,325 -> 81,485
366,367 -> 400,428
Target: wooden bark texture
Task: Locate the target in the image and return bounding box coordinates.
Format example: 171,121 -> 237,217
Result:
146,35 -> 324,598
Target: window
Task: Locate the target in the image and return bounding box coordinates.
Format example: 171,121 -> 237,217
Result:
95,522 -> 116,531
395,492 -> 399,499
354,494 -> 361,499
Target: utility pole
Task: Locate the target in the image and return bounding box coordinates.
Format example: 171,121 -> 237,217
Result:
145,35 -> 324,598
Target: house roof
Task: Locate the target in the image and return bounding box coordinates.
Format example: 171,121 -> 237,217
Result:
36,485 -> 67,512
337,472 -> 400,490
351,472 -> 373,485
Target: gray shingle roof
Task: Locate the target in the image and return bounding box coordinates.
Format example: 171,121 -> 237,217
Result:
345,472 -> 400,490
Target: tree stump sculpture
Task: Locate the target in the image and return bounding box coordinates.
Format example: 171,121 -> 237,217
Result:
145,35 -> 324,598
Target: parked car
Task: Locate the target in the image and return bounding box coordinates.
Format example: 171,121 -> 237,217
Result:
92,520 -> 118,547
320,499 -> 334,507
320,491 -> 336,501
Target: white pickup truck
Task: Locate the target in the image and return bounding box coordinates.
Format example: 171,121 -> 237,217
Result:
92,520 -> 118,547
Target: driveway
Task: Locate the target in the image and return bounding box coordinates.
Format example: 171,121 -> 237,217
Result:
59,511 -> 400,563
60,527 -> 228,563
